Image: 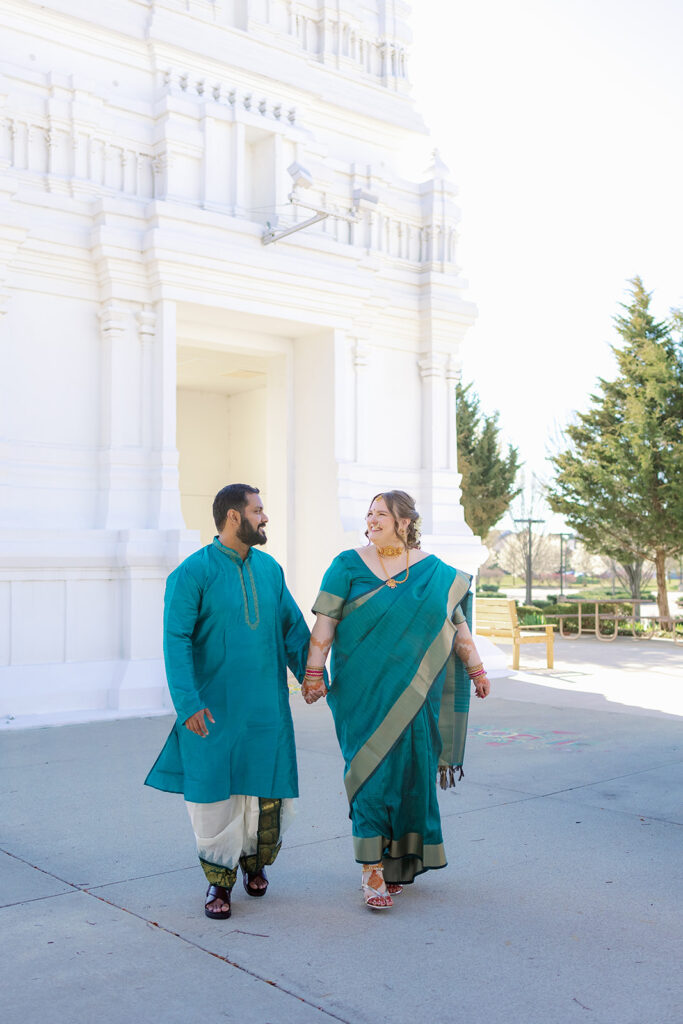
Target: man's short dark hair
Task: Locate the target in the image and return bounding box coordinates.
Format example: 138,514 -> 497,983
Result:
213,484 -> 260,531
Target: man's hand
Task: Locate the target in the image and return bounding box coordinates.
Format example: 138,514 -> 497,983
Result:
184,708 -> 215,737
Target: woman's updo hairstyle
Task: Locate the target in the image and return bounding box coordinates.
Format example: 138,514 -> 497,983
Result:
366,490 -> 422,549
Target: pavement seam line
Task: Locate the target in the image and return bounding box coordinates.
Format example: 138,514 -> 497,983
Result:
0,889 -> 81,910
0,845 -> 354,1020
283,832 -> 351,851
83,864 -> 206,892
536,794 -> 683,827
80,887 -> 353,1024
0,847 -> 84,891
0,848 -> 227,896
536,758 -> 683,798
440,793 -> 547,817
296,746 -> 346,759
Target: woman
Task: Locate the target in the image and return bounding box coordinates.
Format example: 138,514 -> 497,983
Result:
302,491 -> 490,910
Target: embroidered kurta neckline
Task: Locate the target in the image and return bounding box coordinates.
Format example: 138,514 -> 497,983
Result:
212,537 -> 260,630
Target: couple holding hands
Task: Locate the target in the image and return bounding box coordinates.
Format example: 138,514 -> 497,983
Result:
145,484 -> 490,918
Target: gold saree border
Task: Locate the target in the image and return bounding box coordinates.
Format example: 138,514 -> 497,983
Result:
240,797 -> 283,875
343,571 -> 470,805
353,834 -> 447,868
437,602 -> 470,770
312,584 -> 384,622
311,590 -> 345,619
199,857 -> 238,888
342,584 -> 384,618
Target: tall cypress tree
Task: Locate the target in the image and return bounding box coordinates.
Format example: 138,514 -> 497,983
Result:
456,383 -> 521,539
548,278 -> 683,618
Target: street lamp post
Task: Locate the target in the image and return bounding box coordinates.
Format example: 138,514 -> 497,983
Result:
558,532 -> 573,597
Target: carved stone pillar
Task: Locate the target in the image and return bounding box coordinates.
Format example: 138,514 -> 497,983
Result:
152,151 -> 169,200
97,302 -> 129,528
136,305 -> 156,455
0,186 -> 28,319
418,353 -> 447,531
232,121 -> 246,216
353,339 -> 371,464
445,355 -> 462,473
148,299 -> 184,530
419,353 -> 447,468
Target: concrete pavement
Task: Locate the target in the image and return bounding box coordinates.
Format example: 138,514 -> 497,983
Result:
1,637 -> 682,1024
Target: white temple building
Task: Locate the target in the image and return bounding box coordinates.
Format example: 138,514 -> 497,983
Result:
0,0 -> 493,722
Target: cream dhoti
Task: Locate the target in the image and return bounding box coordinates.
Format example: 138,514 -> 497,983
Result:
186,796 -> 297,889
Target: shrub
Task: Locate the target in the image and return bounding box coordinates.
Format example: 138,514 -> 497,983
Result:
481,583 -> 500,593
516,604 -> 546,625
542,603 -> 581,616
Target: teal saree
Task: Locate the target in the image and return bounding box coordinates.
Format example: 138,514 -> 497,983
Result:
312,550 -> 472,884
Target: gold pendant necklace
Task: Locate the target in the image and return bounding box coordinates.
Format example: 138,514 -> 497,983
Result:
377,547 -> 410,588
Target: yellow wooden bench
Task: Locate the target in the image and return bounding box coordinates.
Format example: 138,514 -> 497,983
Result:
475,597 -> 555,670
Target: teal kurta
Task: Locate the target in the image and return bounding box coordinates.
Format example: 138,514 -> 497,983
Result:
145,538 -> 310,804
312,549 -> 472,883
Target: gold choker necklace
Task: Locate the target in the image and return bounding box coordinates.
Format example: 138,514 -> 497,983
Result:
377,547 -> 410,589
376,544 -> 405,558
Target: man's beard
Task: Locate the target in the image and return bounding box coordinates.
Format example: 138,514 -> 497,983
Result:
236,516 -> 267,547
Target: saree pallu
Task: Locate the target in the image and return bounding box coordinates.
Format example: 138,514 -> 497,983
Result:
313,554 -> 472,884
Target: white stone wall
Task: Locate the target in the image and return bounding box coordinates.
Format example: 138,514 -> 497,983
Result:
0,0 -> 492,721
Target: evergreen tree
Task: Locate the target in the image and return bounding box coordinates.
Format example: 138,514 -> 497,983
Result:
548,277 -> 683,618
456,383 -> 521,539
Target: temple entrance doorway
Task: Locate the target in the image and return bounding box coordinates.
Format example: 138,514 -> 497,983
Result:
175,307 -> 293,571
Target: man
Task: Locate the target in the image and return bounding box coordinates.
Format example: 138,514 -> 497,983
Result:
145,484 -> 311,920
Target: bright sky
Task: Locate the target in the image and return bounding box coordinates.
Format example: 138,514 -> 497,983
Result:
408,0 -> 683,528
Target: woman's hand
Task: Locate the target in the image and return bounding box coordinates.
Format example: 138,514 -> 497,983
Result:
453,622 -> 490,699
184,708 -> 215,736
302,613 -> 336,705
472,674 -> 490,699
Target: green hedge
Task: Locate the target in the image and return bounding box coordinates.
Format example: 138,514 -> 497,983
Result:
516,600 -> 642,630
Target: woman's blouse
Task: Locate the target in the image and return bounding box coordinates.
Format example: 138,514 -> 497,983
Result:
312,549 -> 467,624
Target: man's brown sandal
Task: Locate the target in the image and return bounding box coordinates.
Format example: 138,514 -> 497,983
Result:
242,866 -> 268,897
204,884 -> 232,919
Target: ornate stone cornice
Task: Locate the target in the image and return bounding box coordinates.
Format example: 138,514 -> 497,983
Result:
353,339 -> 370,369
445,355 -> 462,384
161,69 -> 298,126
418,354 -> 446,381
98,301 -> 126,337
0,186 -> 29,318
136,306 -> 157,341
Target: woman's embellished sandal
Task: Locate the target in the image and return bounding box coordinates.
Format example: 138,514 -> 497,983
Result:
204,884 -> 232,920
362,863 -> 393,910
386,883 -> 403,896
